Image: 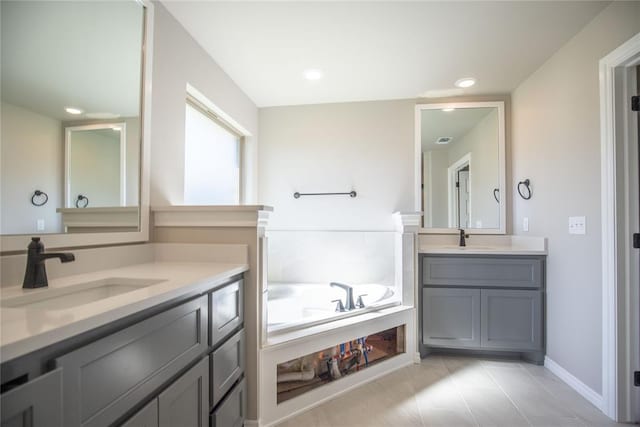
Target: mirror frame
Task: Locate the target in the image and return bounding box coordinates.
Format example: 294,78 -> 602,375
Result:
415,101 -> 506,234
0,0 -> 154,252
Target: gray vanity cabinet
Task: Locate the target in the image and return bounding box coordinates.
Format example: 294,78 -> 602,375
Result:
210,279 -> 243,347
211,379 -> 246,427
120,399 -> 158,427
0,369 -> 62,427
422,288 -> 481,348
210,329 -> 245,408
421,254 -> 546,361
158,358 -> 209,427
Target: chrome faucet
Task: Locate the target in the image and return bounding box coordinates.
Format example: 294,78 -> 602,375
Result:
459,229 -> 469,247
330,282 -> 356,311
23,237 -> 75,289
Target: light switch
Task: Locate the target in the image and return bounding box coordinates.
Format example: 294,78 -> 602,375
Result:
37,219 -> 45,231
569,216 -> 586,235
523,217 -> 529,232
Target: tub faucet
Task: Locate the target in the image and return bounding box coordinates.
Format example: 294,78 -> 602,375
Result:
459,229 -> 469,247
23,237 -> 75,289
330,282 -> 356,311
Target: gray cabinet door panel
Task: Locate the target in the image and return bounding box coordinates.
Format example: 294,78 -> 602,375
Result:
209,279 -> 243,348
423,256 -> 543,288
481,290 -> 542,351
0,369 -> 62,427
158,357 -> 208,427
422,288 -> 481,348
56,296 -> 207,427
120,399 -> 158,427
210,378 -> 245,427
210,329 -> 245,408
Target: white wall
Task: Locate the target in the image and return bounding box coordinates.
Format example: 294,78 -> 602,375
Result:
1,102 -> 63,234
258,100 -> 415,230
150,2 -> 258,207
511,1 -> 640,394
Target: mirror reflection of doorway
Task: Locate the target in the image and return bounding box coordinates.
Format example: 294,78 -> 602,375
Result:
448,153 -> 471,228
457,166 -> 470,228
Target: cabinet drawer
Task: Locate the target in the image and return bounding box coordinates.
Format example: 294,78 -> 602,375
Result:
158,357 -> 209,427
422,288 -> 481,348
210,329 -> 245,408
209,279 -> 243,348
1,369 -> 62,427
210,378 -> 245,427
56,296 -> 207,427
422,256 -> 544,288
481,289 -> 543,351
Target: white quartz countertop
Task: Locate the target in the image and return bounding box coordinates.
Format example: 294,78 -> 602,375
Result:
0,261 -> 248,362
418,235 -> 547,255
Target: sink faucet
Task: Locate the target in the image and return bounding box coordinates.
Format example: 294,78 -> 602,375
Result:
459,229 -> 470,247
23,237 -> 75,289
330,282 -> 355,311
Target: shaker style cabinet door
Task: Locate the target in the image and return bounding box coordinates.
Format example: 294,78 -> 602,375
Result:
120,399 -> 158,427
422,288 -> 481,348
0,369 -> 62,427
157,357 -> 209,427
481,289 -> 542,351
209,279 -> 244,347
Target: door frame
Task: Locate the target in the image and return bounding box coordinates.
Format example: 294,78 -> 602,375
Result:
600,31 -> 640,422
447,153 -> 471,228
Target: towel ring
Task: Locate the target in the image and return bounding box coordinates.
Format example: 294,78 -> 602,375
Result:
517,179 -> 532,200
493,188 -> 500,203
31,190 -> 48,207
75,194 -> 89,208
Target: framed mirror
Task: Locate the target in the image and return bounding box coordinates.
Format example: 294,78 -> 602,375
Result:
415,101 -> 506,234
0,0 -> 153,251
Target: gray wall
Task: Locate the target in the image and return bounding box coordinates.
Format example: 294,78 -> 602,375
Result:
511,1 -> 640,394
1,102 -> 64,234
258,100 -> 415,229
150,2 -> 258,207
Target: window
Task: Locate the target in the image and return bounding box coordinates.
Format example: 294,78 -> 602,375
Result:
184,98 -> 241,205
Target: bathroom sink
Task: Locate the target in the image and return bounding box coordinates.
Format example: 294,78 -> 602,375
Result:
1,278 -> 165,310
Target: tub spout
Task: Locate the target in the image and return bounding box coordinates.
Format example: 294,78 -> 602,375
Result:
330,282 -> 356,311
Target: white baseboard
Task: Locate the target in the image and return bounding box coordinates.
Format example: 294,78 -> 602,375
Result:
544,356 -> 604,411
244,419 -> 259,427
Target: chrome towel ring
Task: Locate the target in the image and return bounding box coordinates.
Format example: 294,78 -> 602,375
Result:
31,190 -> 48,206
517,179 -> 532,200
75,194 -> 89,208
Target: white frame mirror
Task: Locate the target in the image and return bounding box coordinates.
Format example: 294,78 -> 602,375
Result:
64,123 -> 128,209
415,101 -> 507,234
0,0 -> 154,252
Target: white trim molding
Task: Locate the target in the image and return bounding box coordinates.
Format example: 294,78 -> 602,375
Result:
599,31 -> 640,422
544,357 -> 604,412
152,205 -> 273,228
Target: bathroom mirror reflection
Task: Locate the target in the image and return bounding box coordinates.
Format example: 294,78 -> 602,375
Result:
0,0 -> 145,235
419,102 -> 506,233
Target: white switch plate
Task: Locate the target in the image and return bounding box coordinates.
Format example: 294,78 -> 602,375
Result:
523,217 -> 529,232
36,219 -> 45,231
569,216 -> 586,235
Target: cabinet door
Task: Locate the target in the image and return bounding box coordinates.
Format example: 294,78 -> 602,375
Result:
120,399 -> 158,427
158,358 -> 208,427
422,288 -> 481,348
210,279 -> 243,347
481,289 -> 542,351
0,369 -> 62,427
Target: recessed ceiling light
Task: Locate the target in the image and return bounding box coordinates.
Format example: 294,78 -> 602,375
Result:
455,78 -> 476,88
435,137 -> 453,145
442,107 -> 456,112
303,69 -> 323,81
65,107 -> 83,115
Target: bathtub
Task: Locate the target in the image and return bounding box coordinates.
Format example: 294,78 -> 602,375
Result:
266,283 -> 398,333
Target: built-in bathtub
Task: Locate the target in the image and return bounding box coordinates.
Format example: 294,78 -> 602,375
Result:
267,282 -> 398,333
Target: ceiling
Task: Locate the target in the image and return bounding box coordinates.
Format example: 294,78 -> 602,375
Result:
421,107 -> 494,151
1,1 -> 144,121
162,1 -> 608,107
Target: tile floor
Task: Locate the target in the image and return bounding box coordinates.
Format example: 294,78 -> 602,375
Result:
276,355 -> 629,427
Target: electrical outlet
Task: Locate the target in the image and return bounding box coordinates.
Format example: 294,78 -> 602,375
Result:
523,217 -> 529,232
569,216 -> 586,235
36,219 -> 45,231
